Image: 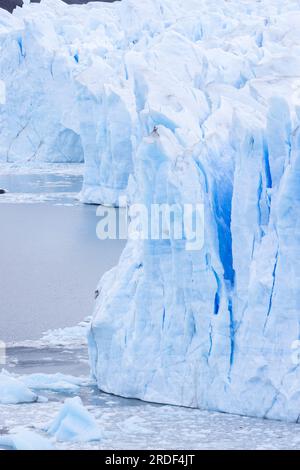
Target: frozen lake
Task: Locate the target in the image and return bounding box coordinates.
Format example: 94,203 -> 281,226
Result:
0,164 -> 125,342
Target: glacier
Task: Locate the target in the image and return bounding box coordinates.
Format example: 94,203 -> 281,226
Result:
2,0 -> 300,421
0,3 -> 84,163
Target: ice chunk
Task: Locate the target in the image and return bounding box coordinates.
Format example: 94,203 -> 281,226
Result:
20,373 -> 88,393
0,429 -> 54,450
0,370 -> 38,404
47,397 -> 102,442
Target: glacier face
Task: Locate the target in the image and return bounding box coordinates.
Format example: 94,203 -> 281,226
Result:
0,0 -> 134,202
87,0 -> 300,421
0,3 -> 84,163
2,0 -> 300,421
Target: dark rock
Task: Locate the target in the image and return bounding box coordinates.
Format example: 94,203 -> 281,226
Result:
1,0 -> 116,14
0,189 -> 6,194
0,427 -> 9,435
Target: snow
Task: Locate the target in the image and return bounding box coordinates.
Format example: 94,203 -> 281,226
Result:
1,0 -> 300,423
47,396 -> 102,442
0,369 -> 38,404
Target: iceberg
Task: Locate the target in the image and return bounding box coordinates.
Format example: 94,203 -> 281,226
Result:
1,0 -> 300,421
47,396 -> 102,442
20,372 -> 88,393
0,369 -> 38,404
0,429 -> 54,450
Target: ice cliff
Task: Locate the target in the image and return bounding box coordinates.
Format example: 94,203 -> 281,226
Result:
2,0 -> 300,421
0,2 -> 84,162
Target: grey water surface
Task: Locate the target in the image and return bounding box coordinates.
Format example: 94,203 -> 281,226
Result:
0,170 -> 125,343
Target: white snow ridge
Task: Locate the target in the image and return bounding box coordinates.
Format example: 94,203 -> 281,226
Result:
1,0 -> 300,421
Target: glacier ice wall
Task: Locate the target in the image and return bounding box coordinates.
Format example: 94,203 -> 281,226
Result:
0,0 -> 135,202
2,0 -> 300,420
0,2 -> 84,162
87,0 -> 300,421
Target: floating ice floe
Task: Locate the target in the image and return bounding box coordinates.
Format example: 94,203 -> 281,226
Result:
10,317 -> 91,349
39,318 -> 91,348
20,373 -> 89,393
0,429 -> 54,450
0,370 -> 38,404
47,396 -> 102,442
